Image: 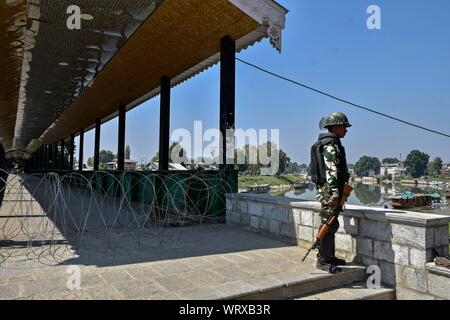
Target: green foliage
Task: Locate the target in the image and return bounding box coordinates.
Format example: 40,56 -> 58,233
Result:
382,158 -> 400,164
404,150 -> 430,178
427,157 -> 443,176
354,156 -> 381,177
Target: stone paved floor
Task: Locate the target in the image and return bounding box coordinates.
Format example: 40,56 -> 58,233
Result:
1,223 -> 327,300
0,175 -> 346,300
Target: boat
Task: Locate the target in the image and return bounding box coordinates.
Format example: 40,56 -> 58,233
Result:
390,191 -> 447,209
246,184 -> 270,194
389,191 -> 431,209
293,181 -> 309,189
427,192 -> 448,207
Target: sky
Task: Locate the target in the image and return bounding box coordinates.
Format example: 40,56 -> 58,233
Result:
76,0 -> 450,166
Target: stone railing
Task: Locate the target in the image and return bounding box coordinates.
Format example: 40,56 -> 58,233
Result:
226,193 -> 450,300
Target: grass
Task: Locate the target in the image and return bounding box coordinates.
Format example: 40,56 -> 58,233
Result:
238,174 -> 304,188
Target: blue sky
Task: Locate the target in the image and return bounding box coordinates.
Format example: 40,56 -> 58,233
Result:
77,0 -> 450,165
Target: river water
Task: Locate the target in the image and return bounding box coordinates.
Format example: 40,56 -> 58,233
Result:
270,183 -> 450,216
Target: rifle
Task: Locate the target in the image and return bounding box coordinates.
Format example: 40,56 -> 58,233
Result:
301,184 -> 353,263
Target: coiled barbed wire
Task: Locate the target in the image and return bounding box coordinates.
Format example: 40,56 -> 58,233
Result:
0,169 -> 235,267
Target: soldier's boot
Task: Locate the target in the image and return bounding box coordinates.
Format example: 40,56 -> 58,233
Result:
329,257 -> 347,266
316,259 -> 342,274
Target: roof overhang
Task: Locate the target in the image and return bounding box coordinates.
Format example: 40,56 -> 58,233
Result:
0,0 -> 288,157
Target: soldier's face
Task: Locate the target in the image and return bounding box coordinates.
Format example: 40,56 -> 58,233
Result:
331,125 -> 348,138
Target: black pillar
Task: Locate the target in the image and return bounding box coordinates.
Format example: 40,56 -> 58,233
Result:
159,76 -> 171,171
220,35 -> 236,168
94,119 -> 101,171
117,104 -> 126,171
60,139 -> 65,170
79,129 -> 84,171
69,134 -> 74,171
45,145 -> 49,169
53,143 -> 57,170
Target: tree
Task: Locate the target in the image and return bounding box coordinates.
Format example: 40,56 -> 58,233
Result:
125,145 -> 131,160
354,156 -> 381,177
99,150 -> 115,165
87,157 -> 93,167
382,158 -> 400,164
427,157 -> 443,176
404,150 -> 429,178
277,149 -> 291,175
151,142 -> 188,164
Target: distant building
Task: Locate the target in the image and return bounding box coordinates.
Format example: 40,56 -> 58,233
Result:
380,163 -> 408,178
105,159 -> 138,171
362,177 -> 379,184
144,161 -> 187,171
441,164 -> 450,176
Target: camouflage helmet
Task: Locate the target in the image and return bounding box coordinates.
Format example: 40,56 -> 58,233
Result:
319,112 -> 352,130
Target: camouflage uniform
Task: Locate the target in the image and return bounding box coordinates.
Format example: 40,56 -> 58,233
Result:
315,139 -> 344,263
312,112 -> 351,264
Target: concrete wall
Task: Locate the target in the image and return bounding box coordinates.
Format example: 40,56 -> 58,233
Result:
226,193 -> 450,300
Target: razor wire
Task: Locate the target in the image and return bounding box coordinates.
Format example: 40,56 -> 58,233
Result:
0,169 -> 235,267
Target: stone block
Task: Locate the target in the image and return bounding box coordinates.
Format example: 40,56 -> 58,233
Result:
269,220 -> 280,234
427,273 -> 450,300
281,223 -> 297,238
395,287 -> 435,300
402,267 -> 427,292
250,216 -> 260,229
300,210 -> 314,227
238,201 -> 248,214
276,207 -> 289,222
358,219 -> 391,241
227,211 -> 240,225
335,233 -> 353,252
359,220 -> 391,242
392,244 -> 409,266
240,213 -> 250,226
391,224 -> 433,249
362,256 -> 378,267
409,248 -> 433,269
298,225 -> 313,242
339,216 -> 359,235
433,226 -> 449,247
261,204 -> 276,219
378,261 -> 397,287
248,202 -> 263,217
355,237 -> 373,258
260,217 -> 270,231
289,208 -> 301,224
373,241 -> 395,263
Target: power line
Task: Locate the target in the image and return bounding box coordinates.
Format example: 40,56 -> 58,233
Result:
236,58 -> 450,139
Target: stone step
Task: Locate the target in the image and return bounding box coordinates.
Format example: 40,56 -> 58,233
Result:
294,282 -> 396,300
232,265 -> 367,300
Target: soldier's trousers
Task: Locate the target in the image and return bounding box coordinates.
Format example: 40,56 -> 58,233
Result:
318,207 -> 340,262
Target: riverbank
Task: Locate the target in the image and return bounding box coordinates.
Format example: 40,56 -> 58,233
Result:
238,174 -> 304,189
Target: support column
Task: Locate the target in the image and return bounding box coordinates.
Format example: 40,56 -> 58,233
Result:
159,76 -> 171,171
117,104 -> 126,171
53,142 -> 57,170
220,35 -> 236,169
79,129 -> 84,171
69,134 -> 74,171
60,139 -> 65,170
45,145 -> 49,170
94,119 -> 101,171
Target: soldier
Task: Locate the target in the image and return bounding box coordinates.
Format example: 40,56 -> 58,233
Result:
310,112 -> 351,272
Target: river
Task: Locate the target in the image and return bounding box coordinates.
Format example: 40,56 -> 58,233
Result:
269,183 -> 450,216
